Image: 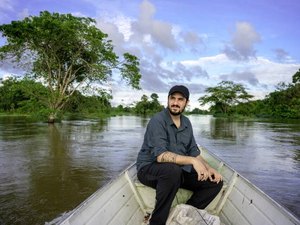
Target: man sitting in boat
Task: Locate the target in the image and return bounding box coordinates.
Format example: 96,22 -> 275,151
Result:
136,85 -> 223,225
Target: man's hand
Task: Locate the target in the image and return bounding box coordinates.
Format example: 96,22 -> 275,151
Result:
157,152 -> 223,183
191,158 -> 209,181
207,167 -> 223,183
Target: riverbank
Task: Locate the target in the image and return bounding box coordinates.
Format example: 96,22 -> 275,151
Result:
2,111 -> 300,123
0,111 -> 133,123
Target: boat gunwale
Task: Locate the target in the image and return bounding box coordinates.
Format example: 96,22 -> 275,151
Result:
55,162 -> 136,224
199,145 -> 300,224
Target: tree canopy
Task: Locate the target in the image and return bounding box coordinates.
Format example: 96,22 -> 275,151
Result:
134,93 -> 163,115
199,81 -> 253,114
0,11 -> 141,122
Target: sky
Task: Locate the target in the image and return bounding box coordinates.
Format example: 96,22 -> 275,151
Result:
0,0 -> 300,109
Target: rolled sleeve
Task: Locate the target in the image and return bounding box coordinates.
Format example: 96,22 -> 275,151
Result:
189,144 -> 201,157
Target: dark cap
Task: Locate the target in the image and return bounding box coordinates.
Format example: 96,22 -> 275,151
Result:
168,85 -> 190,100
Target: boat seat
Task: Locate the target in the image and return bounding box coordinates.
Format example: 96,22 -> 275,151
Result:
134,178 -> 227,215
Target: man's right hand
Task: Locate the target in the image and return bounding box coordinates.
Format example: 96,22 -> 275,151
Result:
191,158 -> 209,181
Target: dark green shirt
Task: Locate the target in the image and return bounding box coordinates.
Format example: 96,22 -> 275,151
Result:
136,108 -> 200,172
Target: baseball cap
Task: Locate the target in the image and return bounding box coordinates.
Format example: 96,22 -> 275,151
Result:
168,85 -> 190,100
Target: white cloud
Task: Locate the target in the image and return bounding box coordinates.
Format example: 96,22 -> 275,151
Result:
183,54 -> 299,85
96,15 -> 134,49
249,57 -> 299,85
272,48 -> 294,63
180,31 -> 203,53
96,19 -> 125,53
130,0 -> 178,51
223,22 -> 261,60
220,71 -> 259,86
114,16 -> 133,42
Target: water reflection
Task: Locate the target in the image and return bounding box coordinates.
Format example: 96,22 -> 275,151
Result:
0,116 -> 147,225
25,124 -> 101,224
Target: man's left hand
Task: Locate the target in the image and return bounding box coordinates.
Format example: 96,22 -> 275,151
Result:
208,167 -> 223,184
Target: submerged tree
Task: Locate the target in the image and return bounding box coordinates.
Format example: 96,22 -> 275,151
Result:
0,11 -> 141,122
198,81 -> 253,114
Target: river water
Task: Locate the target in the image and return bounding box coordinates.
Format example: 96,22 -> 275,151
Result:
0,115 -> 299,225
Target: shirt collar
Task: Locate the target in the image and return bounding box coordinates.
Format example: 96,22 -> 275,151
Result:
164,108 -> 188,129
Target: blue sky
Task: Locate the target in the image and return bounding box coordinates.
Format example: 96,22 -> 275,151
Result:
1,0 -> 300,109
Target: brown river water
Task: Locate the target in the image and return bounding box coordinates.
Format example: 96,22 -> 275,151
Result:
0,115 -> 299,224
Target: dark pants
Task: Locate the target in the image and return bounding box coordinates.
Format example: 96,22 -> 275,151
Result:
137,162 -> 223,225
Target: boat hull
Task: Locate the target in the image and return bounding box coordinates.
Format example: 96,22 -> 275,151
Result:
54,146 -> 299,225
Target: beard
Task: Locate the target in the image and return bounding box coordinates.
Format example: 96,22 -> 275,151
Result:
168,104 -> 186,116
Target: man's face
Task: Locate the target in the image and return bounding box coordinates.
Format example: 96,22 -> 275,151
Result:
167,92 -> 188,116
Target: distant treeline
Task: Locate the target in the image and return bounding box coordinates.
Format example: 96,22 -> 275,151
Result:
0,77 -> 163,120
230,82 -> 300,119
0,73 -> 299,120
198,78 -> 300,119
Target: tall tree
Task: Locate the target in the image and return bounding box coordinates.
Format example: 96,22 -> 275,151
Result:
0,11 -> 141,122
150,93 -> 164,112
134,93 -> 163,115
135,94 -> 149,115
198,81 -> 253,114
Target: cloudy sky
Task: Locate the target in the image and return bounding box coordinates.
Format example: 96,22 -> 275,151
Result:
0,0 -> 300,109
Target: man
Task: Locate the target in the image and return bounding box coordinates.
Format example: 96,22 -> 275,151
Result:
136,85 -> 223,225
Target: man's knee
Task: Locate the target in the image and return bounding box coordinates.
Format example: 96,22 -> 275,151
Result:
216,180 -> 223,192
160,163 -> 182,184
210,180 -> 223,198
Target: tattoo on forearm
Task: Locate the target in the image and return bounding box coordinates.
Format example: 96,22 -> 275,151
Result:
161,152 -> 177,163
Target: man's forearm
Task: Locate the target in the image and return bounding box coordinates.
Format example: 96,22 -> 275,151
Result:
158,151 -> 214,181
157,151 -> 194,165
196,155 -> 210,169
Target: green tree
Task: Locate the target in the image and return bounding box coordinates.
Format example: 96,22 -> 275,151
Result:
231,72 -> 300,119
0,77 -> 22,112
64,90 -> 112,115
292,68 -> 300,84
135,94 -> 149,114
150,93 -> 164,112
198,81 -> 253,114
134,93 -> 163,115
150,93 -> 159,104
189,108 -> 209,114
263,82 -> 300,118
0,11 -> 141,122
0,77 -> 48,113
